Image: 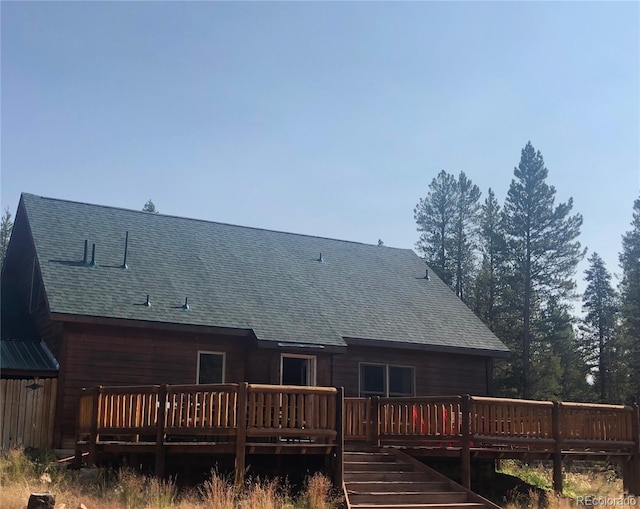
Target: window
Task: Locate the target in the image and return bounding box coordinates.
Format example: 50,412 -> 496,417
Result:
197,352 -> 225,384
359,363 -> 414,397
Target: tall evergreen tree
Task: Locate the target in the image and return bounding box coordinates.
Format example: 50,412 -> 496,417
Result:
414,171 -> 457,286
0,207 -> 13,268
619,196 -> 640,399
581,252 -> 618,402
415,171 -> 480,300
452,172 -> 481,302
502,142 -> 584,398
471,188 -> 504,331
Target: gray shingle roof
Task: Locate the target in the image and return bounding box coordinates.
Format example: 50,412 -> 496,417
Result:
20,193 -> 509,355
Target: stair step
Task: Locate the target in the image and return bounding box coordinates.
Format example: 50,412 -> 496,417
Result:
345,452 -> 397,462
349,492 -> 469,504
345,461 -> 413,471
345,471 -> 431,482
347,481 -> 449,492
349,504 -> 485,509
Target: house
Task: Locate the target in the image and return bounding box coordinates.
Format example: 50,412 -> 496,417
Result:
2,193 -> 509,448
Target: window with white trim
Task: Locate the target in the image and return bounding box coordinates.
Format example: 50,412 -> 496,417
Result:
197,352 -> 225,384
359,363 -> 414,397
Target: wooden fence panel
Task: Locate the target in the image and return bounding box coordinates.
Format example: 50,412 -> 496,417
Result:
1,378 -> 57,450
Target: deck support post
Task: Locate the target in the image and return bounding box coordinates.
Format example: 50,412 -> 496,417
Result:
371,396 -> 380,447
630,403 -> 640,496
88,386 -> 101,466
461,394 -> 471,490
235,382 -> 248,486
154,385 -> 167,478
74,388 -> 85,466
333,387 -> 344,487
552,401 -> 563,494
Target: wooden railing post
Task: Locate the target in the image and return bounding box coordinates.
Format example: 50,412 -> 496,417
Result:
630,403 -> 640,496
154,385 -> 167,478
334,387 -> 344,487
461,394 -> 471,489
371,396 -> 380,447
88,386 -> 102,466
235,382 -> 248,486
552,401 -> 563,494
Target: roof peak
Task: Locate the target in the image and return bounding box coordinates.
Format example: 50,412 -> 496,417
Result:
20,192 -> 412,252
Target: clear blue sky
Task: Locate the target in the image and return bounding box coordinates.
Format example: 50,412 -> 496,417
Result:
2,1 -> 639,300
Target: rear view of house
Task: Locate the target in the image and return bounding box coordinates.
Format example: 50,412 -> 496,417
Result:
2,193 -> 509,448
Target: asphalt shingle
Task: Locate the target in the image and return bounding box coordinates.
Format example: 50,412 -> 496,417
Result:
20,193 -> 509,354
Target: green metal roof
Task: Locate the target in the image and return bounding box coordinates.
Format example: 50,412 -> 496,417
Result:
18,193 -> 509,355
1,339 -> 59,373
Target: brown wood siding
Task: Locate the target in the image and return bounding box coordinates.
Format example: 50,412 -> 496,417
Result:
56,323 -> 333,446
332,346 -> 489,398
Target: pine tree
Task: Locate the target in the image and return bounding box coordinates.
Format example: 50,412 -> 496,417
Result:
142,200 -> 159,214
414,170 -> 480,299
502,142 -> 584,398
0,207 -> 13,268
452,172 -> 481,302
581,252 -> 618,402
619,196 -> 640,399
414,171 -> 457,286
471,188 -> 505,331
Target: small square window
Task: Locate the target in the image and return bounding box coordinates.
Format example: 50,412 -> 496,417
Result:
360,364 -> 386,397
198,352 -> 224,384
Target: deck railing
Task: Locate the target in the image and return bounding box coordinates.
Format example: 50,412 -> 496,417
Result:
77,387 -> 638,494
344,394 -> 640,494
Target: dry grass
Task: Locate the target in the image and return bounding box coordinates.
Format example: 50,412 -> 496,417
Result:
0,447 -> 340,509
499,460 -> 637,508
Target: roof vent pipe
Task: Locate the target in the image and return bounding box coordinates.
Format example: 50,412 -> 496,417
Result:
182,297 -> 190,311
319,253 -> 324,263
145,294 -> 151,307
89,244 -> 97,267
83,240 -> 88,265
425,269 -> 430,281
122,231 -> 129,269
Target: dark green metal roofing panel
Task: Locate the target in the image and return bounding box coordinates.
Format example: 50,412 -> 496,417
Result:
18,193 -> 510,355
1,339 -> 59,372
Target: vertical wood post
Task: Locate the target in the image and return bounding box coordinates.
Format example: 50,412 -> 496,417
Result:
552,401 -> 563,494
371,396 -> 380,447
88,386 -> 101,466
461,394 -> 471,489
74,388 -> 85,466
630,404 -> 640,496
154,385 -> 167,478
333,387 -> 344,486
235,382 -> 248,486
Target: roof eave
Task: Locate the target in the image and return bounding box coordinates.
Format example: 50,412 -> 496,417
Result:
50,312 -> 255,338
343,337 -> 511,358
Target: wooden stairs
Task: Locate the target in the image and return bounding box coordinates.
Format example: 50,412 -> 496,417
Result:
343,448 -> 502,509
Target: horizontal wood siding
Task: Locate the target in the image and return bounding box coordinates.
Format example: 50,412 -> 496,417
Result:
332,346 -> 489,397
58,324 -> 248,446
58,324 -> 333,446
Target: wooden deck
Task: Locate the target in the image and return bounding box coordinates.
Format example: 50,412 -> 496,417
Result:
74,384 -> 640,495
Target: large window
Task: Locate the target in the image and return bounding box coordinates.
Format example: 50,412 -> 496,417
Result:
359,363 -> 414,397
197,351 -> 225,384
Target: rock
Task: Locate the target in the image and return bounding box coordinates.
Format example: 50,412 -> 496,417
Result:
27,492 -> 55,509
77,504 -> 87,509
